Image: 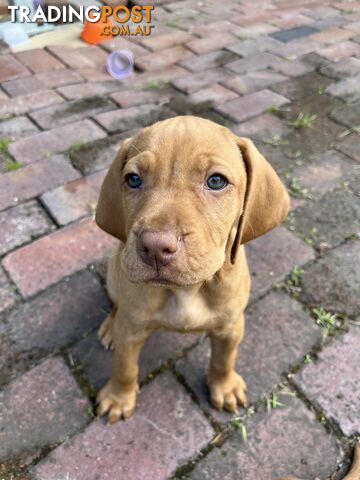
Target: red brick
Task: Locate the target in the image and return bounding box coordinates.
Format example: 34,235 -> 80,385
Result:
101,36 -> 149,56
317,40 -> 360,61
40,170 -> 106,225
110,88 -> 172,108
135,45 -> 193,71
195,20 -> 235,37
71,330 -> 197,389
8,119 -> 106,165
125,65 -> 188,90
0,201 -> 53,256
2,69 -> 83,97
0,266 -> 16,315
326,75 -> 360,102
223,71 -> 287,95
0,358 -> 90,461
46,45 -> 108,69
299,240 -> 360,318
32,373 -> 213,480
188,396 -> 341,479
15,48 -> 65,74
0,54 -> 30,83
2,218 -> 116,297
273,58 -> 313,77
216,89 -> 290,123
234,23 -> 278,39
172,68 -> 232,94
294,150 -> 353,198
94,104 -> 174,133
69,134 -> 123,175
29,96 -> 116,129
0,271 -> 110,376
57,81 -> 121,100
180,49 -> 238,73
271,12 -> 314,29
226,52 -> 282,75
267,37 -> 318,59
0,155 -> 80,212
140,30 -> 195,51
189,83 -> 238,105
310,26 -> 353,44
322,57 -> 360,79
176,290 -> 322,422
76,68 -> 113,82
0,90 -> 63,116
290,189 -> 360,249
227,36 -> 283,58
295,328 -> 360,436
246,226 -> 315,299
0,115 -> 38,140
232,113 -> 292,138
186,32 -> 238,54
232,12 -> 275,26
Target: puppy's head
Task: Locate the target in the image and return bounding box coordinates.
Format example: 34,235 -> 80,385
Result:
96,116 -> 290,286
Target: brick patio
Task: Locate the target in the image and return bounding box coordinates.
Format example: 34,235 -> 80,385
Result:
0,0 -> 359,479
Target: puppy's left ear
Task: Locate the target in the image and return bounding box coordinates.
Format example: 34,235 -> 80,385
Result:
95,138 -> 133,242
231,136 -> 290,264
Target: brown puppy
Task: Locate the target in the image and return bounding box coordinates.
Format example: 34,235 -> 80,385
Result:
95,115 -> 290,423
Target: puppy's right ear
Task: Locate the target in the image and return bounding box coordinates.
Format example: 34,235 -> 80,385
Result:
95,138 -> 133,242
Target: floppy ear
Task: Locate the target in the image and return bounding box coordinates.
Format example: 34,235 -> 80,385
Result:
230,137 -> 290,264
95,138 -> 133,242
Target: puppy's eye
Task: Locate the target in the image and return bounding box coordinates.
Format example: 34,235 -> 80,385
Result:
125,173 -> 142,189
206,174 -> 228,191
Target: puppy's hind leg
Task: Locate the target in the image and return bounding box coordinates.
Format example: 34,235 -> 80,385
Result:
98,307 -> 117,350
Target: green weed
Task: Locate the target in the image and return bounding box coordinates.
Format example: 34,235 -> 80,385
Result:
291,112 -> 318,129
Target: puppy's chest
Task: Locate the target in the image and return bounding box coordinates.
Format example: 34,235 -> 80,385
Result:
153,290 -> 216,332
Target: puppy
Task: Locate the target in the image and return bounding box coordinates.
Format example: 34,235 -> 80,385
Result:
95,115 -> 290,423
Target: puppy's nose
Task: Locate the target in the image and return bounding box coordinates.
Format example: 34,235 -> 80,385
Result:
137,231 -> 178,269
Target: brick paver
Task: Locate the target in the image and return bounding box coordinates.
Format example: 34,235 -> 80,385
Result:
29,96 -> 116,129
2,218 -> 116,297
294,328 -> 360,436
0,155 -> 80,211
246,226 -> 315,299
0,271 -> 110,381
40,170 -> 106,225
188,396 -> 341,480
1,1 -> 359,477
0,266 -> 16,315
0,89 -> 63,117
0,201 -> 53,256
0,358 -> 90,461
32,373 -> 213,480
15,48 -> 65,74
216,89 -> 290,123
8,119 -> 106,164
0,54 -> 30,83
299,240 -> 360,318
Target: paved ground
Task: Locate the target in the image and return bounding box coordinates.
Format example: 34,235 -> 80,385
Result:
0,0 -> 359,478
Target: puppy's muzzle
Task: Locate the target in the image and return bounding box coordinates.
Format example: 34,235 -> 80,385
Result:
137,231 -> 178,270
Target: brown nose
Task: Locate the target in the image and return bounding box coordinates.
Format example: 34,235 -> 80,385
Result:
137,231 -> 178,269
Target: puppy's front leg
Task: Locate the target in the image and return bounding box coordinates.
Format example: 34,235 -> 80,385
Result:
208,316 -> 248,412
97,315 -> 150,424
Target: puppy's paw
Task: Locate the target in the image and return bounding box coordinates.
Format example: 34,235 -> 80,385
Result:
209,371 -> 248,412
98,314 -> 114,350
96,381 -> 138,424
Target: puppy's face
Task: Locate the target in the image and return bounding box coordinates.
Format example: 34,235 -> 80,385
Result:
96,116 -> 290,287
